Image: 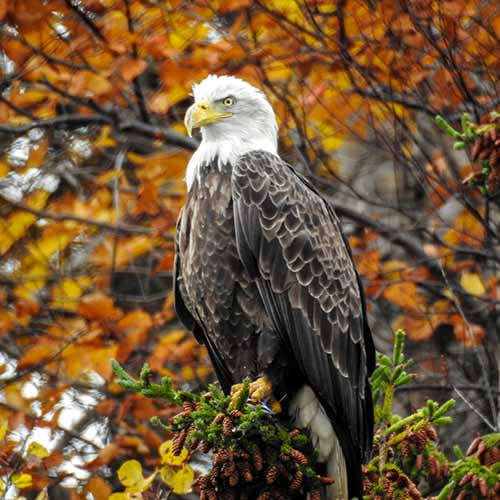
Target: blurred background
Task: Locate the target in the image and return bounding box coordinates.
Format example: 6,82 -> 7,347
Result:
0,0 -> 499,498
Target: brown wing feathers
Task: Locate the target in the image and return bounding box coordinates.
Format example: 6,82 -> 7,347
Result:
232,151 -> 374,475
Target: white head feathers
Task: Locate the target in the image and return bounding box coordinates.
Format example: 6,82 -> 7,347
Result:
185,75 -> 279,190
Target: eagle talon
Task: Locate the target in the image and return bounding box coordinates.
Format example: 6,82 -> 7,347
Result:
230,376 -> 281,413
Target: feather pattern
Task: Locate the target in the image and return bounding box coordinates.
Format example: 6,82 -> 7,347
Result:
232,151 -> 375,497
174,150 -> 374,500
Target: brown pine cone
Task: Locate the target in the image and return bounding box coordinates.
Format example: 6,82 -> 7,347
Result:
215,449 -> 232,464
222,416 -> 233,436
319,475 -> 336,485
428,455 -> 437,478
400,439 -> 410,457
222,461 -> 236,477
467,437 -> 482,455
408,484 -> 422,499
490,149 -> 499,167
414,428 -> 428,451
265,464 -> 279,484
386,469 -> 399,481
173,429 -> 188,455
290,470 -> 303,491
479,478 -> 488,497
487,170 -> 500,193
257,490 -> 271,500
456,491 -> 467,500
475,441 -> 486,458
471,139 -> 482,160
213,413 -> 225,425
490,446 -> 500,462
174,410 -> 193,419
459,471 -> 474,486
199,491 -> 207,500
415,454 -> 423,470
206,491 -> 217,500
196,475 -> 210,489
239,461 -> 253,482
253,447 -> 264,471
219,489 -> 235,500
426,425 -> 438,441
290,448 -> 308,465
383,478 -> 393,497
228,471 -> 239,487
309,489 -> 321,500
199,440 -> 211,453
229,409 -> 243,418
209,465 -> 220,485
183,401 -> 195,412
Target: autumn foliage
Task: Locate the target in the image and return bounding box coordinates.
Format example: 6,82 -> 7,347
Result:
1,0 -> 500,498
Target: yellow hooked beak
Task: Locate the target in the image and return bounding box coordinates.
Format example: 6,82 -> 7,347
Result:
184,99 -> 233,137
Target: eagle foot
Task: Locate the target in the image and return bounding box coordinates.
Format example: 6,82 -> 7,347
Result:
230,376 -> 281,413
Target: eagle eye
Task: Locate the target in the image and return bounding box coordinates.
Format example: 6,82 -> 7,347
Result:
223,96 -> 234,107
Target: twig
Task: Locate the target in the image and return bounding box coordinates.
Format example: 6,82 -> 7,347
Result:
1,196 -> 173,237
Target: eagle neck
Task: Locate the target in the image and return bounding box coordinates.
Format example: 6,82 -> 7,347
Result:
185,132 -> 278,190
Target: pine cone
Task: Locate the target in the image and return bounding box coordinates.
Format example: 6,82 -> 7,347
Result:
199,440 -> 211,453
400,439 -> 410,457
487,170 -> 500,193
265,464 -> 278,484
253,447 -> 264,471
239,461 -> 253,482
290,448 -> 308,465
459,471 -> 474,486
222,416 -> 233,436
257,491 -> 271,500
426,425 -> 438,441
466,436 -> 482,455
290,470 -> 303,491
219,489 -> 235,500
309,489 -> 321,500
222,461 -> 236,477
229,409 -> 243,418
415,453 -> 423,470
182,401 -> 195,412
173,429 -> 188,455
213,413 -> 225,425
319,475 -> 336,485
414,428 -> 428,451
196,475 -> 210,489
228,471 -> 239,487
215,449 -> 232,464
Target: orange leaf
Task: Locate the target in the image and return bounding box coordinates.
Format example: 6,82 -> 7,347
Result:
120,58 -> 147,82
0,0 -> 6,20
383,282 -> 418,310
79,293 -> 123,322
83,477 -> 112,500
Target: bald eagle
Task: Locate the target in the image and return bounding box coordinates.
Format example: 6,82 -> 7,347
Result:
174,75 -> 375,500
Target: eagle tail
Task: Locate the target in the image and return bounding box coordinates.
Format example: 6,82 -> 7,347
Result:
289,385 -> 354,500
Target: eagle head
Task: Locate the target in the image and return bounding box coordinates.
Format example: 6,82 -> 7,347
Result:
185,75 -> 277,139
184,75 -> 279,188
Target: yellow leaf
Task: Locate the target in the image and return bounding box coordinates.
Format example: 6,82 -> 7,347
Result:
460,273 -> 485,296
118,460 -> 144,489
108,493 -> 131,500
0,189 -> 50,256
0,415 -> 8,440
159,464 -> 194,494
159,440 -> 189,466
12,473 -> 32,489
117,460 -> 155,494
35,488 -> 49,500
28,441 -> 49,458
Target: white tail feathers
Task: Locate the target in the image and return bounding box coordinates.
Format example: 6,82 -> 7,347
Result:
289,385 -> 349,500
